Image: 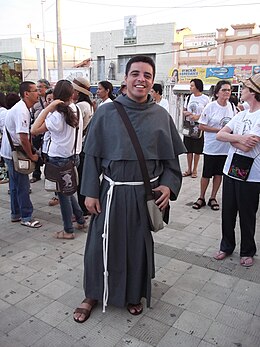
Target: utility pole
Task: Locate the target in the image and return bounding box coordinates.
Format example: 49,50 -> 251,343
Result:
41,0 -> 47,79
56,0 -> 63,80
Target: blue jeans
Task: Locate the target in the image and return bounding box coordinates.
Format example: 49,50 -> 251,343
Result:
48,155 -> 85,233
4,158 -> 33,222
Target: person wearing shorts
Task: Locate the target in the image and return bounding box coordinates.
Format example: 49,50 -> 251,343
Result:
192,80 -> 236,210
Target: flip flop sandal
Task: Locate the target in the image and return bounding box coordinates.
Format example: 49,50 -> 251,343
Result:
208,198 -> 220,211
192,198 -> 206,210
240,257 -> 254,267
214,250 -> 228,260
11,217 -> 21,222
21,220 -> 42,228
54,231 -> 75,239
191,172 -> 198,178
73,298 -> 98,323
182,171 -> 192,177
127,303 -> 143,316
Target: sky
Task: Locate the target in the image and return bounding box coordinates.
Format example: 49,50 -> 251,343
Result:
0,0 -> 260,47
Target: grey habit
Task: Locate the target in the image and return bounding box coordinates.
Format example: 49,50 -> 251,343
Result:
81,94 -> 186,309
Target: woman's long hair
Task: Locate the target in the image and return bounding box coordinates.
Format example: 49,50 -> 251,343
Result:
53,80 -> 79,127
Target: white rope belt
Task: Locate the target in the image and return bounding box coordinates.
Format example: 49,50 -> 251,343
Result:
102,174 -> 159,312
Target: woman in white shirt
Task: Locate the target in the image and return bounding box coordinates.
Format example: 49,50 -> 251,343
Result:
94,80 -> 115,110
215,74 -> 260,267
31,80 -> 86,239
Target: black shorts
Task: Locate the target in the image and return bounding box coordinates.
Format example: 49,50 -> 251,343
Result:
202,154 -> 227,178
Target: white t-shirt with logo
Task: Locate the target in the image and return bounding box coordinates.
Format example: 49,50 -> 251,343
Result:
184,94 -> 209,115
199,100 -> 236,155
0,100 -> 30,159
223,109 -> 260,182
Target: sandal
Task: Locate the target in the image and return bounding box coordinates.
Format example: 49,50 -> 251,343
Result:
127,303 -> 143,316
192,198 -> 206,210
182,171 -> 192,177
214,250 -> 228,260
21,219 -> 42,228
73,298 -> 98,323
208,198 -> 219,211
240,257 -> 254,267
54,231 -> 75,239
191,172 -> 197,178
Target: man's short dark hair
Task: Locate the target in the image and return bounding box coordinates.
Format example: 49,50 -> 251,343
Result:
19,81 -> 36,98
37,78 -> 50,88
125,55 -> 155,79
190,78 -> 204,92
152,83 -> 163,95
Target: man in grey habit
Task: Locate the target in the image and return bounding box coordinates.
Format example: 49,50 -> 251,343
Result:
73,55 -> 186,323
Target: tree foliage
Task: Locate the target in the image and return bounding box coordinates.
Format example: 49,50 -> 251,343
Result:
0,65 -> 21,93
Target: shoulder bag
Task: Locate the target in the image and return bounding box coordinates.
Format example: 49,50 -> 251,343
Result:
6,129 -> 36,175
113,101 -> 170,232
44,107 -> 79,195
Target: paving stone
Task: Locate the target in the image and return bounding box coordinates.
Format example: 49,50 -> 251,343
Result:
8,317 -> 52,346
56,252 -> 83,268
157,326 -> 201,347
164,258 -> 193,274
9,249 -> 39,264
16,292 -> 54,315
215,305 -> 253,332
0,333 -> 27,347
115,334 -> 153,346
39,279 -> 73,300
155,267 -> 181,286
185,264 -> 213,281
151,280 -> 170,300
5,263 -> 36,282
173,310 -> 213,339
128,316 -> 170,346
58,267 -> 83,289
161,286 -> 196,308
233,278 -> 260,297
20,272 -> 56,291
198,282 -> 232,304
56,286 -> 85,309
35,301 -> 72,327
209,271 -> 239,289
186,295 -> 223,319
197,341 -> 215,347
154,253 -> 171,268
246,315 -> 260,338
31,328 -> 76,347
1,276 -> 33,304
225,289 -> 260,314
174,273 -> 208,294
0,305 -> 30,333
0,298 -> 10,312
204,321 -> 260,347
146,300 -> 184,326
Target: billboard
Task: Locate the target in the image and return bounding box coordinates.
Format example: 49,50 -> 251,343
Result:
183,33 -> 216,49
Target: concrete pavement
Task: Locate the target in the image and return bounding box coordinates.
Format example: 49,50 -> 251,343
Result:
0,154 -> 260,347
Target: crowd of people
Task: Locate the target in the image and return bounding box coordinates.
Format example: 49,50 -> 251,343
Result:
0,55 -> 260,323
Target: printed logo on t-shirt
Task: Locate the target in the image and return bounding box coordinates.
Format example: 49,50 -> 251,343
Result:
220,117 -> 232,128
22,119 -> 28,128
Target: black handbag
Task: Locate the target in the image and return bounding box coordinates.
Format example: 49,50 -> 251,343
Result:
228,152 -> 254,181
113,101 -> 170,232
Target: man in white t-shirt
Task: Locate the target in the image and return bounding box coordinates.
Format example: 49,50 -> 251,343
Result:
1,81 -> 41,228
192,80 -> 236,210
214,73 -> 260,267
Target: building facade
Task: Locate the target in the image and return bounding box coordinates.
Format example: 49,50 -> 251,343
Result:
90,22 -> 176,85
0,37 -> 91,84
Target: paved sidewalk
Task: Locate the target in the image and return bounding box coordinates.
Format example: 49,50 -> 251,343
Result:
0,154 -> 260,347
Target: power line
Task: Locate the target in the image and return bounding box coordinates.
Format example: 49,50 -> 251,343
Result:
1,33 -> 259,64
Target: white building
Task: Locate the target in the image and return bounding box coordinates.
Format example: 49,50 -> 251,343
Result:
90,22 -> 176,85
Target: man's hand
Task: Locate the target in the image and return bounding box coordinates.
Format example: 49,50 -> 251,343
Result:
85,197 -> 101,215
31,153 -> 39,162
240,134 -> 260,148
152,185 -> 170,210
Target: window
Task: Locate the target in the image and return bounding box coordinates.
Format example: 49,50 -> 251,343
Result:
97,56 -> 105,80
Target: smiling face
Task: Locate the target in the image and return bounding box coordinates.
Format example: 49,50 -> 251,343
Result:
125,62 -> 154,103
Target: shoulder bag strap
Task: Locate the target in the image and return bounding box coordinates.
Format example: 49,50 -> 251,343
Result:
113,100 -> 153,200
5,128 -> 16,151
